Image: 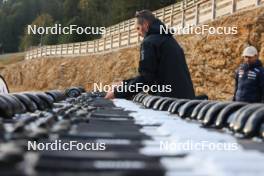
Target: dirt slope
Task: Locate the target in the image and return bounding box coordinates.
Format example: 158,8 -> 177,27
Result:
1,7 -> 264,100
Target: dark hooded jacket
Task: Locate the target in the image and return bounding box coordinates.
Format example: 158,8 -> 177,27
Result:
233,59 -> 264,103
114,19 -> 195,99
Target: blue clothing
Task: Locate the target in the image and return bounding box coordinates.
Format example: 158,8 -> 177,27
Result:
233,60 -> 264,103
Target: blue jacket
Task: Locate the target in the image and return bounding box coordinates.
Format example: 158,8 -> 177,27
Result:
233,60 -> 264,103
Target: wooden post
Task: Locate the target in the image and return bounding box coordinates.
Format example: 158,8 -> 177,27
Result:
86,42 -> 89,54
42,46 -> 45,57
181,1 -> 185,28
128,19 -> 131,45
118,22 -> 122,47
71,44 -> 74,54
195,3 -> 199,25
107,28 -> 110,36
37,48 -> 39,58
118,33 -> 121,47
231,0 -> 236,14
103,37 -> 106,51
212,0 -> 216,20
66,44 -> 69,55
47,47 -> 50,56
39,47 -> 42,57
49,46 -> 51,56
93,40 -> 96,53
54,46 -> 57,56
43,46 -> 45,57
118,23 -> 121,34
55,45 -> 58,55
115,24 -> 117,33
49,46 -> 52,56
97,40 -> 99,52
69,44 -> 71,54
162,8 -> 165,22
153,11 -> 156,17
110,35 -> 113,49
123,21 -> 125,32
170,5 -> 174,27
40,47 -> 43,57
43,47 -> 45,57
56,45 -> 59,55
60,45 -> 63,55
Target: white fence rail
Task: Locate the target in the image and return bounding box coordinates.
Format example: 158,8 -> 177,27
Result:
25,0 -> 264,60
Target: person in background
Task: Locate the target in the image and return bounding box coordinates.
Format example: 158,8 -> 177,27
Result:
105,10 -> 195,99
233,46 -> 264,103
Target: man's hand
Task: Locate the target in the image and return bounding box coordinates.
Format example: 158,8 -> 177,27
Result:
105,91 -> 115,99
104,81 -> 123,99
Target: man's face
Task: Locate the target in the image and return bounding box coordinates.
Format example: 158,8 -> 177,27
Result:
243,55 -> 257,65
135,20 -> 149,37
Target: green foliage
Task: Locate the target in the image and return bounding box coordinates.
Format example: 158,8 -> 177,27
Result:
0,0 -> 181,53
20,14 -> 54,50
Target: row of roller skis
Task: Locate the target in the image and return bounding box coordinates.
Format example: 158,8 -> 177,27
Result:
133,93 -> 264,139
0,89 -> 263,176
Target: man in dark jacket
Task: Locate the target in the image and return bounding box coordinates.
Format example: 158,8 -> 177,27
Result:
105,10 -> 195,99
233,46 -> 264,103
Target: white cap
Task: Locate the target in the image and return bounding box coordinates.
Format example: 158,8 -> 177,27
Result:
242,46 -> 258,57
